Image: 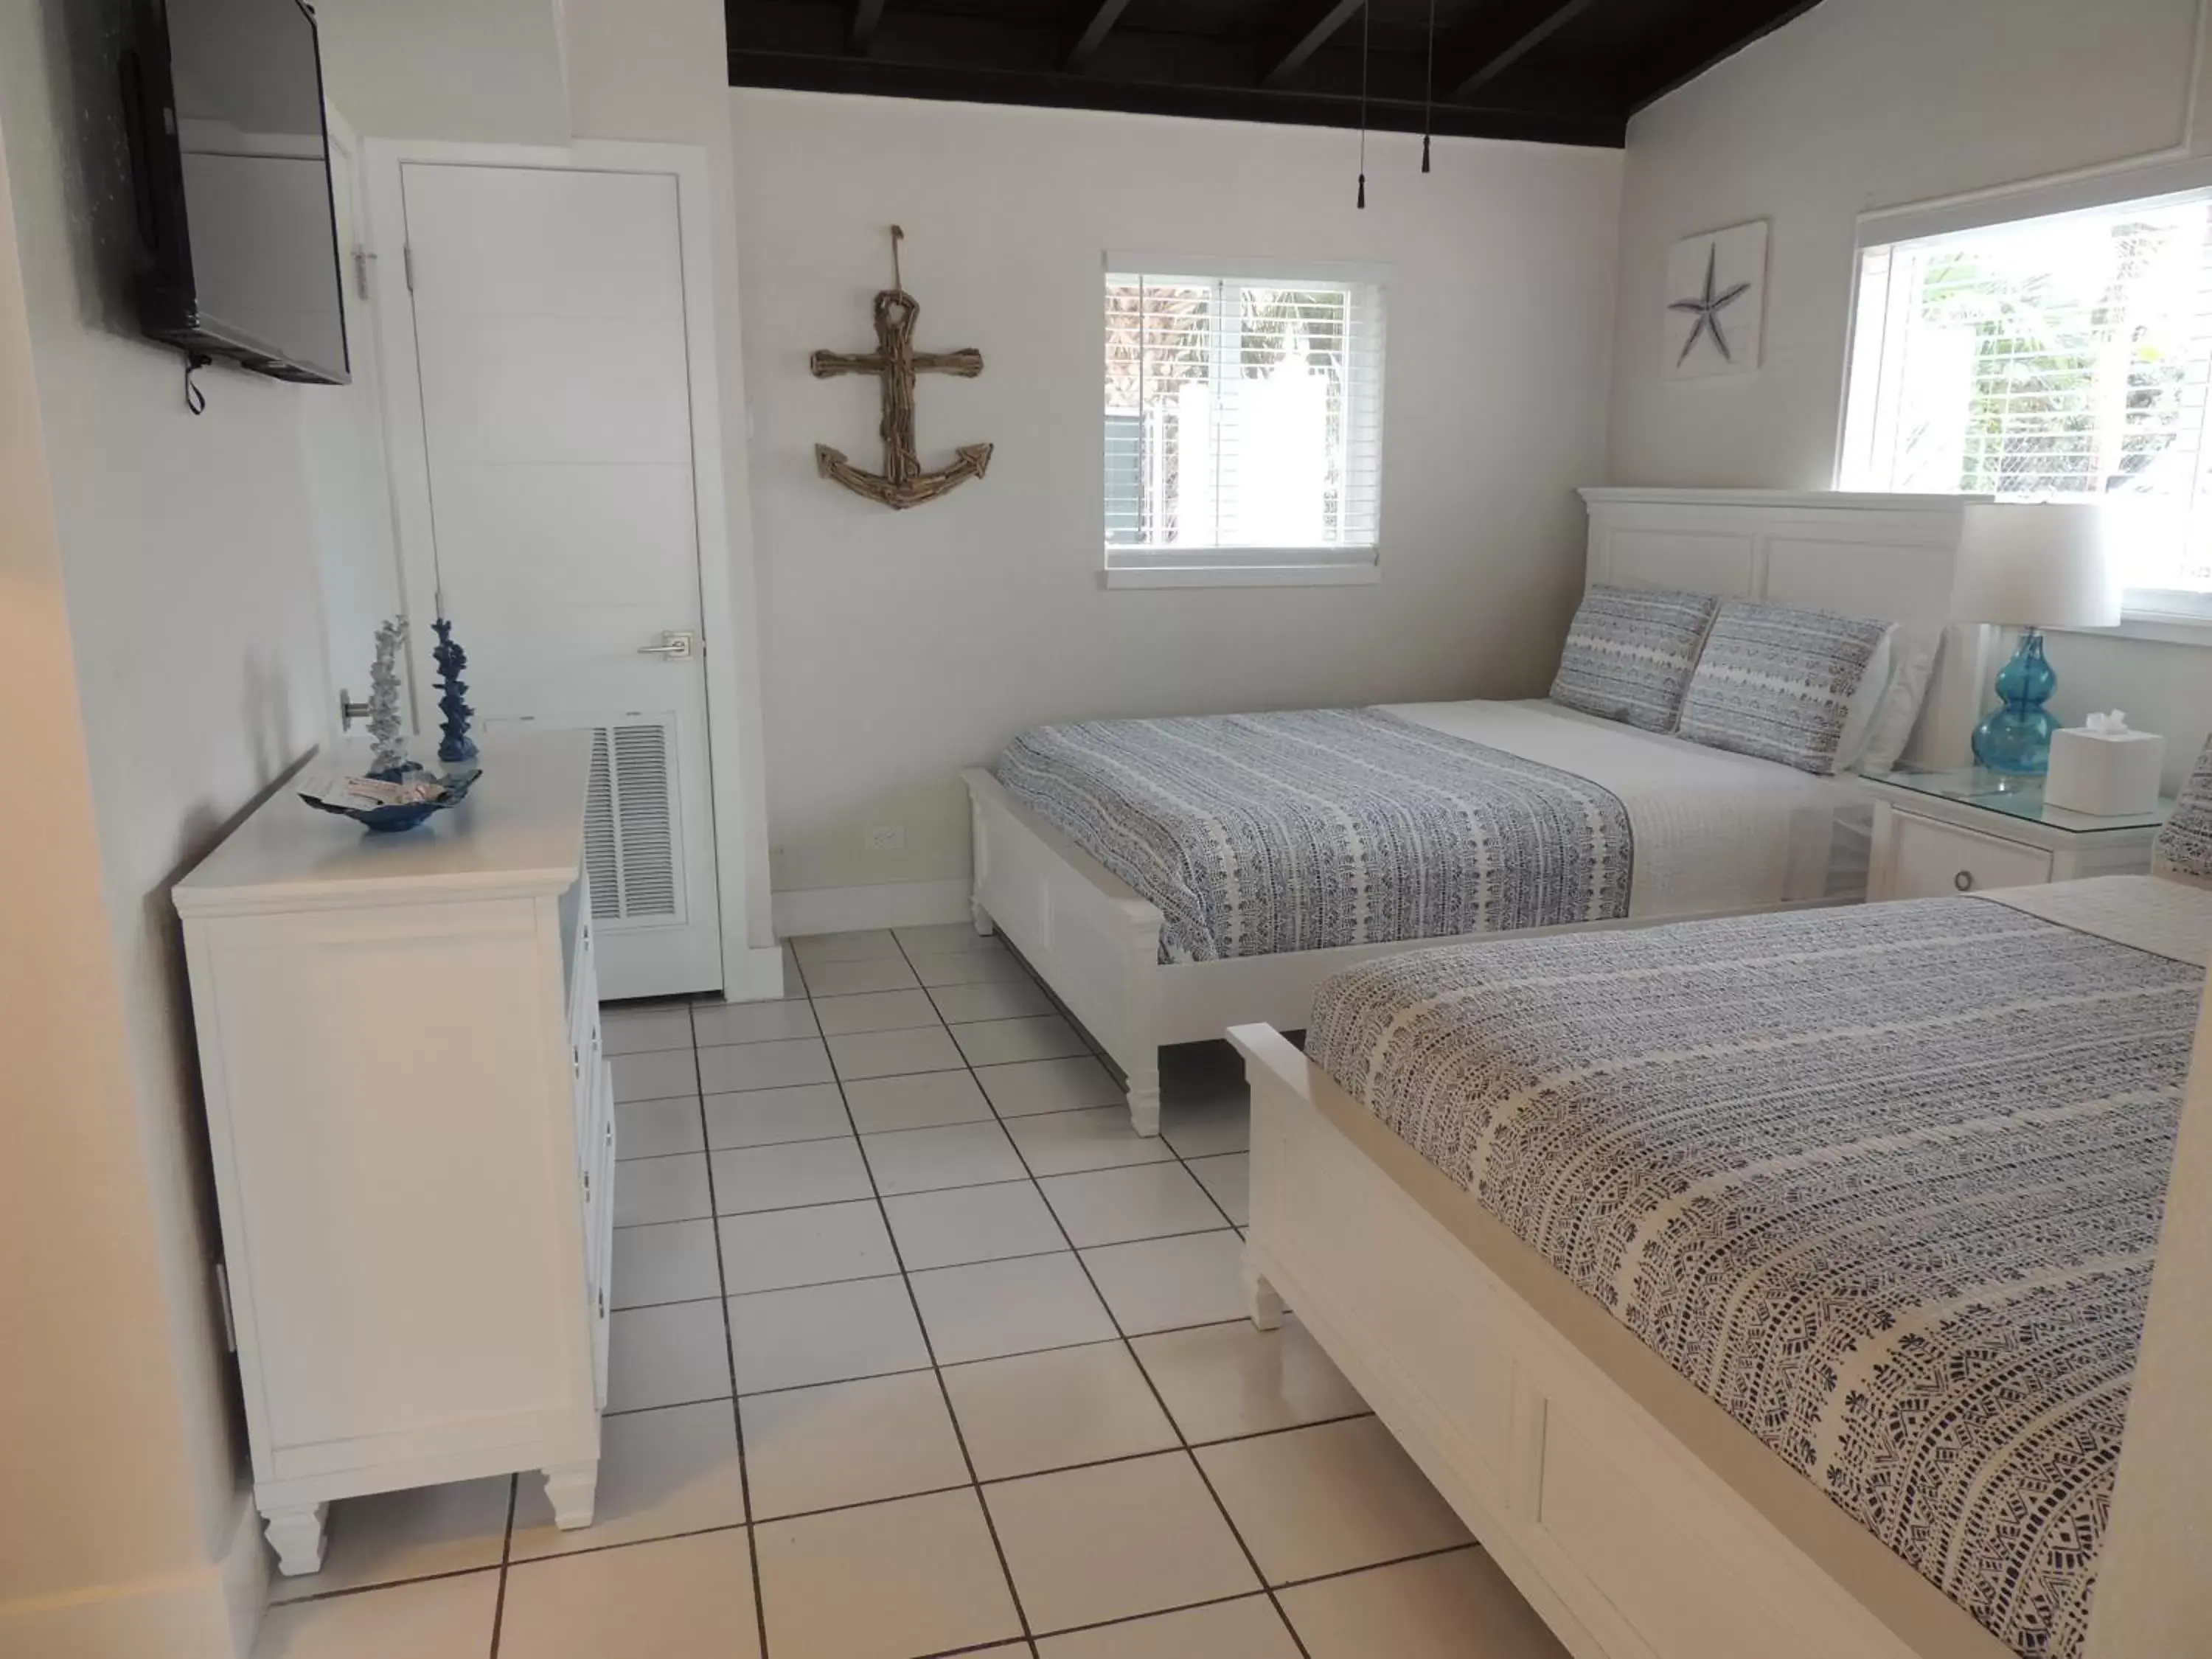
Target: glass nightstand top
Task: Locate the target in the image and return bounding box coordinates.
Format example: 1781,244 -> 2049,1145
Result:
1865,767 -> 2173,835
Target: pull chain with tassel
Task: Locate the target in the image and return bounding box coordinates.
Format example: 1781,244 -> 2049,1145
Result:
1422,0 -> 1435,173
1356,0 -> 1370,208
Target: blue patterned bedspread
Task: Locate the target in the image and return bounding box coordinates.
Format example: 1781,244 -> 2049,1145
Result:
996,708 -> 1632,963
1307,896 -> 2202,1659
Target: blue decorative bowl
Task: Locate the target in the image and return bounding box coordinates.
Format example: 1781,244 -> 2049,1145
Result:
301,765 -> 481,833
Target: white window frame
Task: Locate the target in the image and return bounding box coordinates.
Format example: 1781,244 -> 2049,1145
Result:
1102,253 -> 1388,589
1841,153 -> 2212,643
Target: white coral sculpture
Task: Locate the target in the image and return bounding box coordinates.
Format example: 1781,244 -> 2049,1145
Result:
369,615 -> 409,777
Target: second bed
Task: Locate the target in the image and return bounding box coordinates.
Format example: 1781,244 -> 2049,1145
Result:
1233,855 -> 2212,1659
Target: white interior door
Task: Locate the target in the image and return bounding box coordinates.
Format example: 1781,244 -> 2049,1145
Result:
400,161 -> 722,998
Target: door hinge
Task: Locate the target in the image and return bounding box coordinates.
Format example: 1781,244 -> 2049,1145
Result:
213,1262 -> 238,1353
353,247 -> 374,302
403,243 -> 417,293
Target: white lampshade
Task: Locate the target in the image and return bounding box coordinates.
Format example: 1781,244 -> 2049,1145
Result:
1949,502 -> 2123,628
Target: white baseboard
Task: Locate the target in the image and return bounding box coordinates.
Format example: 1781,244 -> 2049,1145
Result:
773,878 -> 970,939
221,1495 -> 270,1659
714,944 -> 792,1004
0,1496 -> 265,1659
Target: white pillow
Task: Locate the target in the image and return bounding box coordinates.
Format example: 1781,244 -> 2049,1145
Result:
1831,625 -> 1897,773
1855,625 -> 1942,775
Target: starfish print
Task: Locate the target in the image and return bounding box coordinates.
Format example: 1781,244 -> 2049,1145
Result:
1670,241 -> 1753,367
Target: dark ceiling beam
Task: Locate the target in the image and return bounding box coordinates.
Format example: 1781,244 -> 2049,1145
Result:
1063,0 -> 1135,71
848,0 -> 886,55
1449,0 -> 1599,100
1261,0 -> 1368,90
726,46 -> 1627,147
1625,0 -> 1824,109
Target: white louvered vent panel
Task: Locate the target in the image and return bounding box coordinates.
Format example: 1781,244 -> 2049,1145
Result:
582,729 -> 622,922
609,724 -> 678,919
563,717 -> 686,928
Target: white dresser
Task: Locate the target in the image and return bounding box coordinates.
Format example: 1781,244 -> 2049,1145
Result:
175,731 -> 612,1576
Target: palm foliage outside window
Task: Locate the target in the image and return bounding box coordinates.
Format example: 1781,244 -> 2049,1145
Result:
1104,268 -> 1385,565
1842,192 -> 2212,607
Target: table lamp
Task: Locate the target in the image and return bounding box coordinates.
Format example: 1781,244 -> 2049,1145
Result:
1950,502 -> 2123,774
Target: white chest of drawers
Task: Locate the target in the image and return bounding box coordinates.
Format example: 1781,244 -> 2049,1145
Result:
175,731 -> 611,1576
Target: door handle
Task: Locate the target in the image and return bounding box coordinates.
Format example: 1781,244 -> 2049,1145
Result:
637,630 -> 696,661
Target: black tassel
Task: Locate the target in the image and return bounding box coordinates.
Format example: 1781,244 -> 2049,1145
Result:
1357,173 -> 1366,209
1421,135 -> 1431,174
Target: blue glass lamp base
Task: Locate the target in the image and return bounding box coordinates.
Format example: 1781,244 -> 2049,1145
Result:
1971,629 -> 2060,775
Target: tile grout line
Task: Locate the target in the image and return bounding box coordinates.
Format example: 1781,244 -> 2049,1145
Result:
615,1218 -> 1239,1299
883,929 -> 1314,1659
484,1475 -> 518,1658
992,936 -> 1312,1654
599,1309 -> 1362,1411
803,942 -> 1043,1653
955,928 -> 1249,1228
267,1513 -> 1472,1627
679,1009 -> 774,1659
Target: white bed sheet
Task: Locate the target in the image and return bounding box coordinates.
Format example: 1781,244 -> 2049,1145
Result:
1382,698 -> 1867,917
1980,872 -> 2212,967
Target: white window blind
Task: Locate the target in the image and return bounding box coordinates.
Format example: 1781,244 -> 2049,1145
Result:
1840,189 -> 2212,615
1103,260 -> 1385,571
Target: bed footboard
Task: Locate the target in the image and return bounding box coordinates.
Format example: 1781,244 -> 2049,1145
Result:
963,768 -> 1165,1135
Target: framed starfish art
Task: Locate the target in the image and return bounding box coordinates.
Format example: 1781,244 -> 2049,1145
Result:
1663,219 -> 1767,380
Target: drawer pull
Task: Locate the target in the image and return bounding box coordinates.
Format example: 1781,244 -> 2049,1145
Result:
1954,870 -> 1975,892
597,1288 -> 605,1320
582,1168 -> 591,1198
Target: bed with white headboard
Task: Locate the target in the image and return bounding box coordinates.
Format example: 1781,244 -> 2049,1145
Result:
1580,486 -> 1992,768
962,487 -> 1991,1135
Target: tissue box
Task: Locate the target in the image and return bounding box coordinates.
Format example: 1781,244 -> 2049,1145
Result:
2046,724 -> 2165,815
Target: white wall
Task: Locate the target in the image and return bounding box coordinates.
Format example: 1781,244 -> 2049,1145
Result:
730,90 -> 1623,915
1606,0 -> 2212,782
315,0 -> 570,146
0,0 -> 333,1649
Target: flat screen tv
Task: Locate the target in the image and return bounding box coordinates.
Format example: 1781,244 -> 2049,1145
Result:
122,0 -> 349,384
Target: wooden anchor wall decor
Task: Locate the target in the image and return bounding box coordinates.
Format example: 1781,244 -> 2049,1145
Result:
810,226 -> 993,509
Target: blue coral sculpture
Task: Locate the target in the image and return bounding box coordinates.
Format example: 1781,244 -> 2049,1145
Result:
431,616 -> 478,766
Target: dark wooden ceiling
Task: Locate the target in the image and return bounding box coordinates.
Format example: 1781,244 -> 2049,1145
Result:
726,0 -> 1824,149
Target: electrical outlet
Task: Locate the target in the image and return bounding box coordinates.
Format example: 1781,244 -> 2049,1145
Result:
864,824 -> 905,852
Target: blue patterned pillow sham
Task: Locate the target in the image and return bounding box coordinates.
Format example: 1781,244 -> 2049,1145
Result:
2154,735 -> 2212,884
1547,585 -> 1719,732
1676,599 -> 1891,775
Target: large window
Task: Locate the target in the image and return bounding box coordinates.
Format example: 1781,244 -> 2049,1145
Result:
1840,190 -> 2212,616
1103,259 -> 1385,582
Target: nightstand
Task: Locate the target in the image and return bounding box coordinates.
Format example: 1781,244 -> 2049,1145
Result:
1863,768 -> 2171,902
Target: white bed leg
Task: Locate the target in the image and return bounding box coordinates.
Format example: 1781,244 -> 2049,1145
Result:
262,1501 -> 327,1576
1242,1259 -> 1284,1330
542,1461 -> 599,1529
970,897 -> 995,936
1127,1078 -> 1161,1138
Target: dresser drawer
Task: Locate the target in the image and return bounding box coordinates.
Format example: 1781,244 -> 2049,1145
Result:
1886,810 -> 2052,898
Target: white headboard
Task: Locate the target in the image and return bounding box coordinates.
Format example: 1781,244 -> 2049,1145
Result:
1578,487 -> 1993,769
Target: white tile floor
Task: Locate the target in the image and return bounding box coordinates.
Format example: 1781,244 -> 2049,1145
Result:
254,927 -> 1568,1659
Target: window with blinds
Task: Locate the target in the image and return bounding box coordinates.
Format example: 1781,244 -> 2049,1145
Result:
1104,261 -> 1385,570
1840,189 -> 2212,611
